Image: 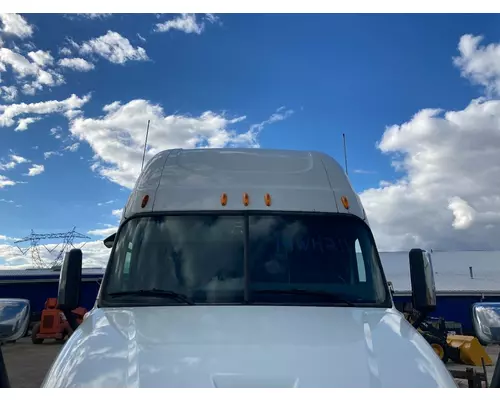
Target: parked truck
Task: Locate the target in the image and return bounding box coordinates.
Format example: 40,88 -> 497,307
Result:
38,148 -> 458,387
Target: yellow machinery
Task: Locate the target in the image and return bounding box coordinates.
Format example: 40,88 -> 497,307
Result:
446,335 -> 492,366
405,312 -> 492,366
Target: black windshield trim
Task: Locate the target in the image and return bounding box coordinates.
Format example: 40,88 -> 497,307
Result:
98,211 -> 393,309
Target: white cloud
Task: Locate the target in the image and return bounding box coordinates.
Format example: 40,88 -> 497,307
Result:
15,116 -> 41,131
27,50 -> 54,67
354,169 -> 377,174
64,142 -> 80,152
59,47 -> 73,56
0,175 -> 17,188
87,226 -> 117,237
137,33 -> 146,43
358,34 -> 500,251
360,34 -> 500,251
0,47 -> 64,95
75,31 -> 149,65
0,239 -> 110,269
360,96 -> 500,251
0,14 -> 33,39
453,34 -> 500,96
0,48 -> 40,77
44,151 -> 62,159
0,199 -> 14,204
10,154 -> 27,164
112,208 -> 123,217
50,126 -> 62,139
0,93 -> 91,129
448,196 -> 476,230
0,86 -> 18,102
98,200 -> 115,206
69,100 -> 293,189
155,13 -> 219,35
58,57 -> 95,72
24,164 -> 44,176
0,153 -> 29,170
77,13 -> 112,20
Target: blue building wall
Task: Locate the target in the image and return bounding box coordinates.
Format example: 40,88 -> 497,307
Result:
0,276 -> 101,317
1,274 -> 498,333
393,294 -> 500,334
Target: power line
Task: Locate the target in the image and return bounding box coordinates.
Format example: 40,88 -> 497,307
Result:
14,227 -> 90,269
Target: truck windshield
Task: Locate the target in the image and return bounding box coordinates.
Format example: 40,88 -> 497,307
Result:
100,213 -> 391,307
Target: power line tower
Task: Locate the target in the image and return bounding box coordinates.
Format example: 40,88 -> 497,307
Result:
14,227 -> 90,269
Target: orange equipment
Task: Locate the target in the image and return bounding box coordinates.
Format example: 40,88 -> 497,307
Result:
31,298 -> 87,344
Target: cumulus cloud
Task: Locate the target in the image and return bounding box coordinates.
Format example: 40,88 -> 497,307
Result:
87,226 -> 117,237
155,13 -> 220,35
453,34 -> 500,96
360,96 -> 500,251
59,47 -> 72,56
0,175 -> 17,188
0,13 -> 33,39
74,31 -> 149,65
15,116 -> 41,131
43,150 -> 62,159
64,142 -> 80,152
69,100 -> 293,189
24,163 -> 44,176
354,33 -> 500,252
0,47 -> 64,95
112,208 -> 123,217
0,93 -> 91,129
0,86 -> 18,102
58,57 -> 95,72
0,153 -> 29,170
27,50 -> 54,67
0,239 -> 110,269
77,13 -> 112,20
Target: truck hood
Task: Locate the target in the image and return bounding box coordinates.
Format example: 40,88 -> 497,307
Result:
42,306 -> 456,388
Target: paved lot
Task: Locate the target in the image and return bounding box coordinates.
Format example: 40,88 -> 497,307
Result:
447,345 -> 499,387
2,338 -> 63,388
2,338 -> 499,387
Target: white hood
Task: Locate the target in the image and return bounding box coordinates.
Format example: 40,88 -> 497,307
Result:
42,306 -> 456,388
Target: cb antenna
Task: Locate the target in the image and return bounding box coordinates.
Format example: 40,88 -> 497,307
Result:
343,133 -> 348,176
141,119 -> 151,171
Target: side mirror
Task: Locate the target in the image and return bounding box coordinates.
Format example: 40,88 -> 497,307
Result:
0,298 -> 30,343
104,233 -> 115,249
57,248 -> 82,311
472,302 -> 500,388
0,298 -> 30,388
409,248 -> 436,313
472,302 -> 500,345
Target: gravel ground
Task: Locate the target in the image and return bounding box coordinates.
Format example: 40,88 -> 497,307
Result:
2,337 -> 63,388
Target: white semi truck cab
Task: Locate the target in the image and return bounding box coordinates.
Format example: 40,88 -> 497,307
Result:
41,148 -> 457,387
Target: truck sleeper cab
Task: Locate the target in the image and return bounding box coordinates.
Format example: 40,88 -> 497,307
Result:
43,148 -> 457,388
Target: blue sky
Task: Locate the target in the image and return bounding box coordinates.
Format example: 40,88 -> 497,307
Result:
2,13 -> 500,268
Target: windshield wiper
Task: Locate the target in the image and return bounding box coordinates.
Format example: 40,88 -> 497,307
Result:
107,289 -> 195,305
254,288 -> 357,306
